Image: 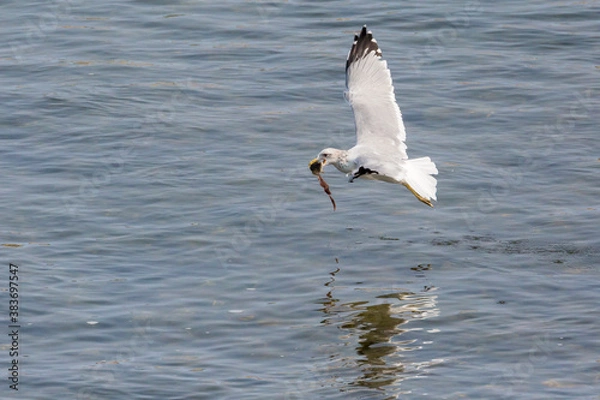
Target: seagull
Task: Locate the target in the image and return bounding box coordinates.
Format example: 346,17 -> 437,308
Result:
309,26 -> 438,207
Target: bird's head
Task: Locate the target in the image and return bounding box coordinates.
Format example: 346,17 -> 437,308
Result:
309,148 -> 345,175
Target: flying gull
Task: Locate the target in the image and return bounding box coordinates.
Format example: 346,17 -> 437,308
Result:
309,26 -> 438,207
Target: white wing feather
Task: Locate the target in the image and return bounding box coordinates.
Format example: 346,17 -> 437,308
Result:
345,26 -> 407,160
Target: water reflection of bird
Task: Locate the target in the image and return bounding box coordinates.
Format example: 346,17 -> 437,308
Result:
343,302 -> 407,388
318,269 -> 440,393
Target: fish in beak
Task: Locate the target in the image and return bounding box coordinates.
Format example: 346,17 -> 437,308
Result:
308,158 -> 335,210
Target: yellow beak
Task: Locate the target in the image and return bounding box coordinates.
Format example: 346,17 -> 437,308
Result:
309,158 -> 323,175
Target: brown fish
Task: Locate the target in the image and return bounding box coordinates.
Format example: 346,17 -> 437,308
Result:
308,158 -> 336,211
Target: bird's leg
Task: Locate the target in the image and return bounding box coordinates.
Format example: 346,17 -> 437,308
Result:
402,182 -> 434,208
349,166 -> 378,182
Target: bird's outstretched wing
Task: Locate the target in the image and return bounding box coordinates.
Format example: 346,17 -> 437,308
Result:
345,26 -> 407,159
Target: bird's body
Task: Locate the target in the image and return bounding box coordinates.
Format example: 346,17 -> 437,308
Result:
309,26 -> 438,207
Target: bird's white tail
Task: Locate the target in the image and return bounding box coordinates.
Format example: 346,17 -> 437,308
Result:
402,157 -> 438,207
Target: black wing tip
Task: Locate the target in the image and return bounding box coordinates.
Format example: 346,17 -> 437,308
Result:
346,25 -> 382,71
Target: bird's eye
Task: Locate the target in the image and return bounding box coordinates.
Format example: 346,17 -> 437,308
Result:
322,153 -> 329,158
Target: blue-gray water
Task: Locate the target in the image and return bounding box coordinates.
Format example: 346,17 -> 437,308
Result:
1,1 -> 599,399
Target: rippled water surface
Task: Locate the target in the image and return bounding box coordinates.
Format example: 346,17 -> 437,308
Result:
1,1 -> 599,399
